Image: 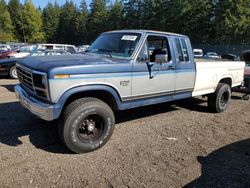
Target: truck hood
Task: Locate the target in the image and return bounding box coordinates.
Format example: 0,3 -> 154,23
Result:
18,53 -> 129,72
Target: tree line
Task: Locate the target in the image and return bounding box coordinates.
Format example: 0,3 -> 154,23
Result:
0,0 -> 250,45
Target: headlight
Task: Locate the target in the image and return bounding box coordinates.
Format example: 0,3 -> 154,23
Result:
33,73 -> 47,89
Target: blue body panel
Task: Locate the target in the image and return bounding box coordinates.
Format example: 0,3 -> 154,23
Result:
53,84 -> 192,119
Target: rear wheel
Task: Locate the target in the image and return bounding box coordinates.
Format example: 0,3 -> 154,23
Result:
208,83 -> 231,113
9,66 -> 17,79
58,97 -> 115,153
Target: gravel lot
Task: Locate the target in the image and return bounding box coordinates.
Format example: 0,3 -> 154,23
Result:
0,78 -> 250,188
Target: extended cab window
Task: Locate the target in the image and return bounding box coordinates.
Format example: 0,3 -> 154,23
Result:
137,35 -> 171,63
175,38 -> 190,62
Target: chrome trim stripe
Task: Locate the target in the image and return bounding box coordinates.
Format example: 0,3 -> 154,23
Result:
123,88 -> 193,101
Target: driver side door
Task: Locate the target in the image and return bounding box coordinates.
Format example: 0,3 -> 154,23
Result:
131,34 -> 176,100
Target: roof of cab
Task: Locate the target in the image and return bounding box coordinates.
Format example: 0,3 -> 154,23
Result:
104,29 -> 188,38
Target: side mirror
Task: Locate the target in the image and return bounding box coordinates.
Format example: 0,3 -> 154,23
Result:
155,54 -> 168,64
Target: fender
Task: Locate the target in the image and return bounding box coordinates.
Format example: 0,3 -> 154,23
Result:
53,84 -> 123,119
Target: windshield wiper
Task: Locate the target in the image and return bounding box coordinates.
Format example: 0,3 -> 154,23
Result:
97,49 -> 113,58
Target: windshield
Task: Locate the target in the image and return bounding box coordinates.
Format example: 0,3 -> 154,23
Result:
87,33 -> 141,58
194,52 -> 202,55
19,45 -> 38,53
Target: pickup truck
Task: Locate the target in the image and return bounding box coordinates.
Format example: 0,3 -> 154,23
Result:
14,30 -> 245,153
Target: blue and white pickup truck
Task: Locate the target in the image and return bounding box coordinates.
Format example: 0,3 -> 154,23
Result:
14,30 -> 245,153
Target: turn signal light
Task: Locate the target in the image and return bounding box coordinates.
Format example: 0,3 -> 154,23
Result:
54,74 -> 70,79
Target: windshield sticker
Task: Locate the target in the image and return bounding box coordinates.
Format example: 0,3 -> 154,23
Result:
121,35 -> 137,41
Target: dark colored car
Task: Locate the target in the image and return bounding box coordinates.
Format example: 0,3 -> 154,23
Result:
221,53 -> 239,61
0,49 -> 72,79
0,49 -> 17,60
0,58 -> 18,79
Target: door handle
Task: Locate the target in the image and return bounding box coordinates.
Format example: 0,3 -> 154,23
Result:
167,66 -> 175,70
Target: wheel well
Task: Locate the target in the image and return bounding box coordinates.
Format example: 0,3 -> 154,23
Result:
63,90 -> 119,111
219,78 -> 232,87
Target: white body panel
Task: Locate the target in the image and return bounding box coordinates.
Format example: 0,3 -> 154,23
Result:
131,71 -> 176,99
49,73 -> 132,103
192,61 -> 245,97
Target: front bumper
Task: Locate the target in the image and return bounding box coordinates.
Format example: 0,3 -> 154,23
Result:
15,84 -> 61,121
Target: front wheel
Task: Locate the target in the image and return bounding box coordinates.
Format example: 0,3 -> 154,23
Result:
207,83 -> 231,113
58,97 -> 115,153
9,66 -> 18,79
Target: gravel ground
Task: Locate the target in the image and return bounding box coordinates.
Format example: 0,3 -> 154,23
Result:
0,78 -> 250,188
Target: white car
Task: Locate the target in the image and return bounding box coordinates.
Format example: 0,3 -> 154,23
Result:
205,52 -> 221,60
0,44 -> 11,51
193,49 -> 203,58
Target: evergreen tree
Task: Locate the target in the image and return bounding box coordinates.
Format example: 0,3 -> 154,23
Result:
107,0 -> 123,30
8,0 -> 24,42
42,2 -> 61,42
0,0 -> 15,41
76,0 -> 89,44
22,0 -> 45,42
214,0 -> 250,44
87,0 -> 108,42
57,1 -> 79,44
122,0 -> 143,29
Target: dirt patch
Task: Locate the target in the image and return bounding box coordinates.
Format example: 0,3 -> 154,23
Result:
0,78 -> 250,187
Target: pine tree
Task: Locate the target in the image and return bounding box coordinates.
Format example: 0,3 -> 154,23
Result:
57,1 -> 79,44
8,0 -> 24,42
42,2 -> 61,42
22,0 -> 45,42
122,0 -> 143,29
75,0 -> 89,44
214,0 -> 250,44
107,0 -> 123,30
87,0 -> 108,42
0,0 -> 15,42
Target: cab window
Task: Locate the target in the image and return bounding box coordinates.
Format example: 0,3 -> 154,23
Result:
137,35 -> 171,63
175,38 -> 190,62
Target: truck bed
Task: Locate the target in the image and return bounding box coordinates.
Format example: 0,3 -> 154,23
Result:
192,61 -> 245,97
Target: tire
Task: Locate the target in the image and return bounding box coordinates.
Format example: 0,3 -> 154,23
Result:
58,97 -> 115,153
207,83 -> 231,113
242,94 -> 249,101
9,66 -> 18,79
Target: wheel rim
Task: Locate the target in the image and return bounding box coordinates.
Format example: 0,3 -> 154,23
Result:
12,68 -> 17,78
220,90 -> 230,108
77,115 -> 104,143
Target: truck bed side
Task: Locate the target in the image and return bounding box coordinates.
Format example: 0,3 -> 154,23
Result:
192,61 -> 245,97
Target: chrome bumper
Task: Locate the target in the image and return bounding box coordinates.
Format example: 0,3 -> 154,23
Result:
15,85 -> 58,121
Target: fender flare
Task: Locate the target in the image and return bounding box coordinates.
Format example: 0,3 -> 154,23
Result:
53,84 -> 123,119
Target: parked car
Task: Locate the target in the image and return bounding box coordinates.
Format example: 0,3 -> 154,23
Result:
241,50 -> 250,99
0,44 -> 11,51
15,30 -> 245,153
193,49 -> 203,58
77,45 -> 90,52
0,45 -> 37,60
37,44 -> 77,54
0,49 -> 72,79
0,58 -> 18,79
8,45 -> 38,59
205,52 -> 221,60
221,53 -> 239,61
31,49 -> 71,56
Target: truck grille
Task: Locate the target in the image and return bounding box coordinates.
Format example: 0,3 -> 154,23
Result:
16,66 -> 34,92
16,65 -> 49,100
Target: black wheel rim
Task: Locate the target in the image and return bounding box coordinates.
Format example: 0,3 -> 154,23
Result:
77,115 -> 104,143
220,90 -> 230,108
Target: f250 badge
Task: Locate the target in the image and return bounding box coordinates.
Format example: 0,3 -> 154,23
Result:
120,80 -> 130,86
